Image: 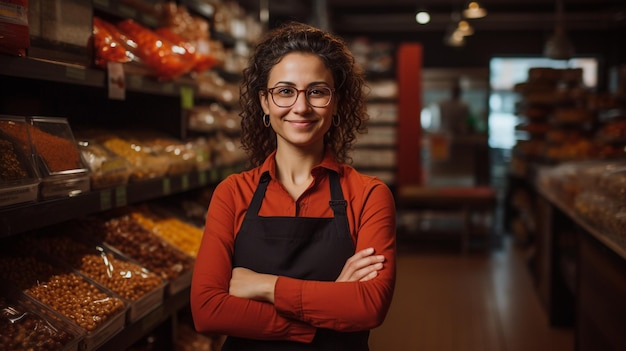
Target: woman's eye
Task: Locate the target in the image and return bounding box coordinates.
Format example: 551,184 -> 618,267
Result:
277,87 -> 295,96
309,88 -> 329,96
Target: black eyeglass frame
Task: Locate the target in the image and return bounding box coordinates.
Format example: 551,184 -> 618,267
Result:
266,86 -> 335,108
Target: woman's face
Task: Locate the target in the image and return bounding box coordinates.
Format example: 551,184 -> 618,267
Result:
260,52 -> 336,153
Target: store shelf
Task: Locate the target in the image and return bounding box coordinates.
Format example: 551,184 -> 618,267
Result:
0,55 -> 196,97
93,0 -> 161,28
0,55 -> 105,88
98,287 -> 191,351
0,168 -> 226,237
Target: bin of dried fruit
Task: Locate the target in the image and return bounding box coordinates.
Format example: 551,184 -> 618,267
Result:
0,116 -> 40,207
27,117 -> 90,199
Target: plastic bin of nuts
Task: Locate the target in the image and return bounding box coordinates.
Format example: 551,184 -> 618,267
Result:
24,232 -> 167,323
0,116 -> 40,207
128,204 -> 204,258
0,249 -> 128,351
77,214 -> 196,295
0,283 -> 84,351
28,117 -> 90,199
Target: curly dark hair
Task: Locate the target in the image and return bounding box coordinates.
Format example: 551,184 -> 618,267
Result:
239,22 -> 368,167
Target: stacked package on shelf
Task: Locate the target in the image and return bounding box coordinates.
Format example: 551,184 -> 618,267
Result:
511,67 -> 618,176
77,138 -> 133,190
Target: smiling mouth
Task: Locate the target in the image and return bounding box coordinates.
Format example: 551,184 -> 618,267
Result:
287,120 -> 316,126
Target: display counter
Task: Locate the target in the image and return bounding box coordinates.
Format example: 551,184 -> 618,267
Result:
530,165 -> 626,351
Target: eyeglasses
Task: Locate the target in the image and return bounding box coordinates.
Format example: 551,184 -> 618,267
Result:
267,86 -> 334,108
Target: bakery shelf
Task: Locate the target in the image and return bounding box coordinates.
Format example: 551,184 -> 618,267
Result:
0,168 -> 223,236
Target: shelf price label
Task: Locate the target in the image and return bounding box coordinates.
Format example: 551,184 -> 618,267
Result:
163,178 -> 171,195
210,168 -> 220,183
181,174 -> 190,190
198,170 -> 207,185
180,86 -> 194,109
115,186 -> 127,207
107,62 -> 126,100
65,66 -> 86,81
100,189 -> 112,211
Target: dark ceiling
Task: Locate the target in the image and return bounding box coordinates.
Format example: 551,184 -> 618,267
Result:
236,0 -> 626,69
238,0 -> 626,35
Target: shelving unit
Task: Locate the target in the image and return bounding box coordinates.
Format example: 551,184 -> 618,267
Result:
0,2 -> 253,349
0,167 -> 230,236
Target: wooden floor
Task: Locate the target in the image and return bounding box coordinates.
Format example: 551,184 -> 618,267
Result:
369,235 -> 575,351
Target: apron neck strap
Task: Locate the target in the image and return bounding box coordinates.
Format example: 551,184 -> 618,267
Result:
328,170 -> 347,216
246,170 -> 347,216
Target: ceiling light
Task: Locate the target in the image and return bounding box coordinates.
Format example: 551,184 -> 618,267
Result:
445,31 -> 465,47
456,20 -> 474,36
415,10 -> 431,25
544,25 -> 574,60
544,0 -> 574,60
463,1 -> 487,19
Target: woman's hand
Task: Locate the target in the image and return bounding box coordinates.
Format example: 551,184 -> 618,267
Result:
229,267 -> 278,303
335,247 -> 385,282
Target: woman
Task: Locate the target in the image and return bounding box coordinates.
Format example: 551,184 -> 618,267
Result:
190,22 -> 396,350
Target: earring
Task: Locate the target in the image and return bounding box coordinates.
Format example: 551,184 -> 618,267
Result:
263,114 -> 270,127
332,114 -> 340,127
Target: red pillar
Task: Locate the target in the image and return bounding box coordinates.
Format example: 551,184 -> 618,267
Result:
396,43 -> 423,189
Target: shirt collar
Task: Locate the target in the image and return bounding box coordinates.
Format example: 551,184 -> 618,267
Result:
259,149 -> 343,180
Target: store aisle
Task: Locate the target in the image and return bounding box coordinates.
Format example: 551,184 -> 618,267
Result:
368,237 -> 574,351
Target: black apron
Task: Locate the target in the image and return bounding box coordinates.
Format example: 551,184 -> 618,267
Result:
222,170 -> 370,351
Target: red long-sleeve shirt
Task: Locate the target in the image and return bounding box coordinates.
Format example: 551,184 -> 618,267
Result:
190,150 -> 396,343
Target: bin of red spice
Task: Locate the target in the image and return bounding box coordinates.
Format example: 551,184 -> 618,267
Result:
0,116 -> 40,207
27,117 -> 90,199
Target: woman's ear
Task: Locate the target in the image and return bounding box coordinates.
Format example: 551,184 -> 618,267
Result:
259,90 -> 270,115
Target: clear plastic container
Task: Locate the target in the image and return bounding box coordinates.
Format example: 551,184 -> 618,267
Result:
25,233 -> 166,323
0,116 -> 40,207
79,215 -> 195,295
0,283 -> 84,351
28,117 -> 90,199
0,250 -> 128,351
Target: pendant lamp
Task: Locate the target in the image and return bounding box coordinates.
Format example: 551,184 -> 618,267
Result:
463,1 -> 487,19
544,0 -> 574,60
